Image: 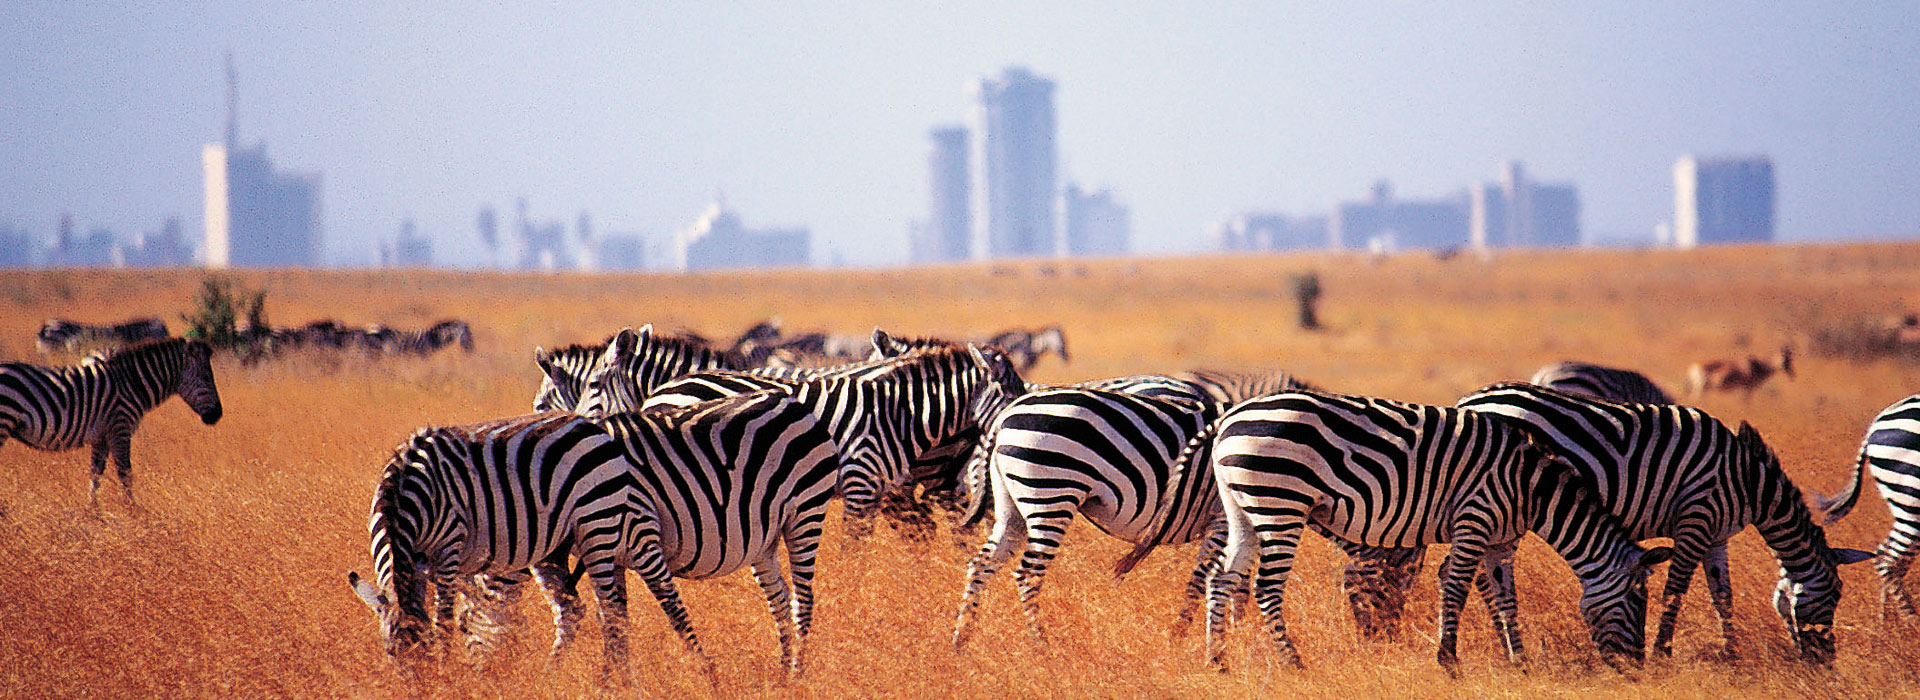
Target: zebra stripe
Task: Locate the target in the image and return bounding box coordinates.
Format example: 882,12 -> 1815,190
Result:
345,412 -> 645,682
1170,367 -> 1320,407
951,380 -> 1220,648
1528,361 -> 1675,405
1125,390 -> 1666,672
1459,382 -> 1872,663
532,324 -> 745,413
36,317 -> 170,354
0,338 -> 222,510
1818,392 -> 1920,624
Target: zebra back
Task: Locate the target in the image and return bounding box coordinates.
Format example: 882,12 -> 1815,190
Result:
1528,361 -> 1674,405
1171,368 -> 1319,406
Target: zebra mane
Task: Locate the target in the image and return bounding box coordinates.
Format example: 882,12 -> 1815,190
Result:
91,337 -> 190,369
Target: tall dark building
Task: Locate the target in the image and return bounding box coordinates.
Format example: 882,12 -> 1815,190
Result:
202,54 -> 322,268
974,67 -> 1058,258
914,126 -> 973,263
1675,155 -> 1774,247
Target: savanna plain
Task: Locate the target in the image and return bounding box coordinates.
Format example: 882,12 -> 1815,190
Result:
4,242 -> 1920,699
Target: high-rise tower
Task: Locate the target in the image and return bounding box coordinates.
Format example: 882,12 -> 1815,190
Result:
972,67 -> 1057,258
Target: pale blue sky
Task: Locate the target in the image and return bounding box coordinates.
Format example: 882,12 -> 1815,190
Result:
2,3 -> 1916,266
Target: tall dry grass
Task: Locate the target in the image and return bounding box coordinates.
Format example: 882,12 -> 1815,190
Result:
4,243 -> 1920,698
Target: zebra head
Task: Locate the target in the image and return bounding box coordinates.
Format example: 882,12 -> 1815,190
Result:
532,336 -> 617,412
347,568 -> 432,674
1735,422 -> 1874,664
576,327 -> 649,418
177,340 -> 223,425
1525,444 -> 1671,664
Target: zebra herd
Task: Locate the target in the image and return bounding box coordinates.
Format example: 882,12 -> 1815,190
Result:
12,320 -> 1920,685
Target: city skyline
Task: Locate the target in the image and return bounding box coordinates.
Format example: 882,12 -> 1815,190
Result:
2,5 -> 1916,268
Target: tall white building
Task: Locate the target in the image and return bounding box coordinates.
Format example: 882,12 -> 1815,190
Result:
1469,161 -> 1580,249
1674,155 -> 1774,248
202,55 -> 322,268
973,67 -> 1058,258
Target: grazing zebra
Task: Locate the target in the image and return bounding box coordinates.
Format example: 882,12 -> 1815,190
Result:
981,326 -> 1069,372
0,338 -> 223,510
345,412 -> 675,684
1457,382 -> 1871,663
950,380 -> 1223,649
1529,361 -> 1675,405
1122,390 -> 1669,672
1819,392 -> 1920,623
1687,346 -> 1794,401
36,317 -> 170,354
531,325 -> 745,413
605,336 -> 1027,523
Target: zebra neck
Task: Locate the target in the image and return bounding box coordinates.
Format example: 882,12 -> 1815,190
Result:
105,353 -> 178,413
1527,469 -> 1635,576
1750,475 -> 1832,581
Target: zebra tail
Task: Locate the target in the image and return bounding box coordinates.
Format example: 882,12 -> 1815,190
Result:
1113,417 -> 1220,579
956,440 -> 995,530
1816,434 -> 1873,525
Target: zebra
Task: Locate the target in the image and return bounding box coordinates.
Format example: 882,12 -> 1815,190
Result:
345,411 -> 698,685
1528,361 -> 1675,405
1170,368 -> 1321,406
980,326 -> 1069,372
600,335 -> 1028,524
1818,392 -> 1920,624
36,317 -> 170,354
950,379 -> 1224,649
531,324 -> 746,413
1120,390 -> 1670,672
1456,382 -> 1872,663
0,337 -> 223,510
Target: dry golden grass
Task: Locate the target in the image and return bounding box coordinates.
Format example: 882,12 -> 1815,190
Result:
5,243 -> 1920,698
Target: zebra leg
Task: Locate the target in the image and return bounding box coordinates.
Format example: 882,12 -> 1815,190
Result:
1701,542 -> 1738,659
1010,507 -> 1082,645
464,572 -> 529,669
953,474 -> 1025,650
431,570 -> 465,665
1206,507 -> 1258,671
783,514 -> 824,675
1338,544 -> 1425,639
1174,520 -> 1229,639
1434,535 -> 1490,676
1652,532 -> 1712,658
1472,542 -> 1524,665
626,545 -> 716,687
1876,518 -> 1920,620
87,443 -> 109,513
585,558 -> 633,688
531,554 -> 585,665
1248,514 -> 1309,668
109,434 -> 137,511
749,553 -> 801,677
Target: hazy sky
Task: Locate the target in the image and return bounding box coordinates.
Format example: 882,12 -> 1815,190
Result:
3,3 -> 1916,267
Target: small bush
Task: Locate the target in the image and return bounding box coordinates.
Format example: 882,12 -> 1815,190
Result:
1809,313 -> 1920,364
182,277 -> 270,358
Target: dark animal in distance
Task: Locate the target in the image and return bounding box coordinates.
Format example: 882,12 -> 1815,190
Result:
1688,346 -> 1794,401
36,318 -> 170,354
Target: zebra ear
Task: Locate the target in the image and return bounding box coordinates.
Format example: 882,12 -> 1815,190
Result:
1737,421 -> 1762,443
636,324 -> 653,342
971,345 -> 1025,395
870,328 -> 901,357
607,327 -> 640,364
1833,548 -> 1875,565
348,571 -> 386,612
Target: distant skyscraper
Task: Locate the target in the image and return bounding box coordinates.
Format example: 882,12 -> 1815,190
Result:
1469,161 -> 1580,248
1063,184 -> 1130,256
381,218 -> 433,267
1217,213 -> 1331,252
973,67 -> 1058,258
1674,155 -> 1774,248
1334,180 -> 1470,251
203,54 -> 322,268
677,198 -> 810,272
914,126 -> 972,263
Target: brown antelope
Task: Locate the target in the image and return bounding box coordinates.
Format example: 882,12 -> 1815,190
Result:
1687,346 -> 1794,401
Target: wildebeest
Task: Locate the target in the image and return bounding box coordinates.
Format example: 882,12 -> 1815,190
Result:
36,318 -> 170,354
1688,346 -> 1794,401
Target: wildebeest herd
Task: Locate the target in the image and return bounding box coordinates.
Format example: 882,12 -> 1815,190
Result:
9,314 -> 1920,690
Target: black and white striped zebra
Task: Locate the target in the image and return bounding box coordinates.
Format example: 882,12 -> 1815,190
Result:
950,378 -> 1225,648
532,324 -> 745,413
0,337 -> 223,510
1818,392 -> 1920,623
1529,361 -> 1675,405
345,412 -> 644,681
1170,368 -> 1320,407
1458,382 -> 1872,663
1123,390 -> 1669,672
600,336 -> 1027,524
36,317 -> 170,354
979,326 -> 1069,372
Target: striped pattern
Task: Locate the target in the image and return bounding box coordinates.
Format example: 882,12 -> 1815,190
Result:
532,324 -> 744,413
1819,392 -> 1920,623
0,338 -> 223,510
1528,361 -> 1675,405
1171,367 -> 1320,406
952,380 -> 1219,648
346,412 -> 641,680
36,317 -> 170,354
1126,390 -> 1666,671
1460,382 -> 1871,663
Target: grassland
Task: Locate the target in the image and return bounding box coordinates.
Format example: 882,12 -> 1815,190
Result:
4,242 -> 1920,698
